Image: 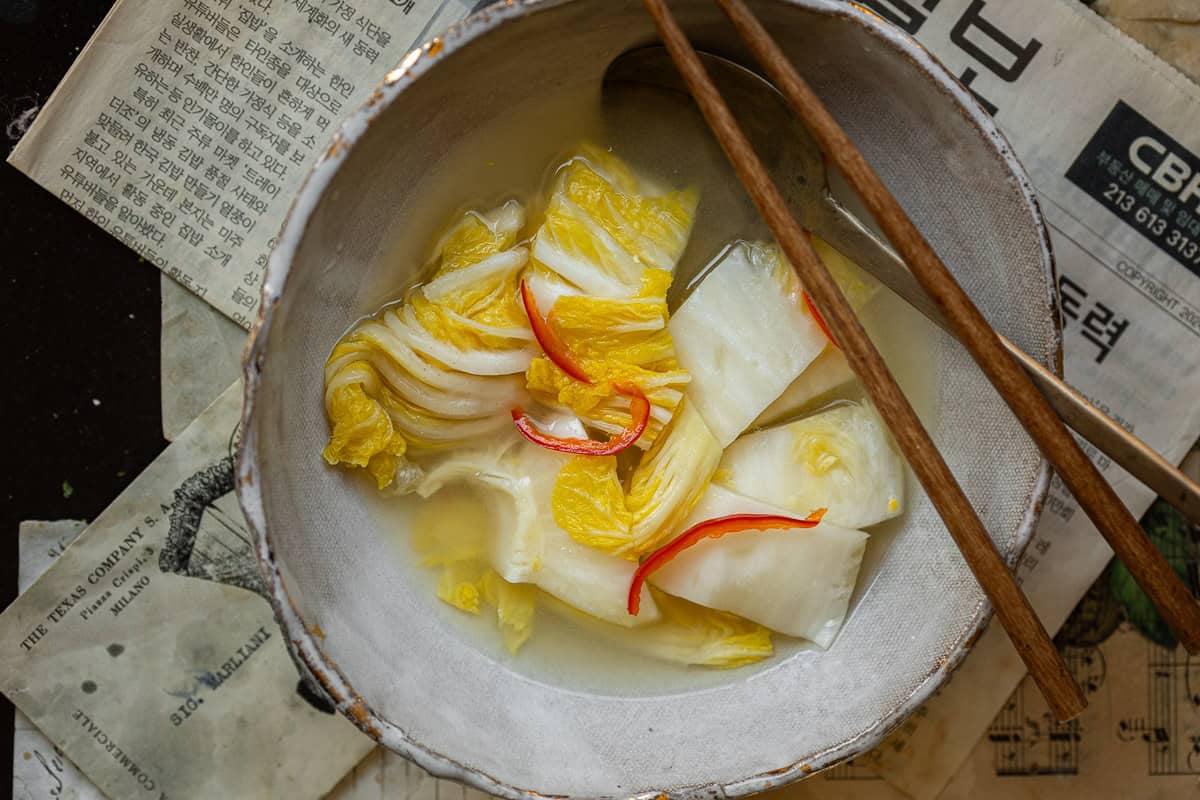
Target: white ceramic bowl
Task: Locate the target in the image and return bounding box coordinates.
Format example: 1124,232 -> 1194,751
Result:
238,1 -> 1061,797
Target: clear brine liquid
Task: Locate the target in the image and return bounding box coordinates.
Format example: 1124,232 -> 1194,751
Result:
356,81 -> 941,695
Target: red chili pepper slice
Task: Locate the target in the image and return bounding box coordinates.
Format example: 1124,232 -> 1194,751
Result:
627,509 -> 827,615
802,289 -> 837,349
511,381 -> 650,455
798,230 -> 837,348
520,279 -> 592,383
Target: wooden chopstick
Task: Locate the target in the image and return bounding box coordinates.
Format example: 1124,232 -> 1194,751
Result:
638,0 -> 1086,721
714,0 -> 1200,654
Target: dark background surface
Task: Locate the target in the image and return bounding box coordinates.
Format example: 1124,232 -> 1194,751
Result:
2,2 -> 168,796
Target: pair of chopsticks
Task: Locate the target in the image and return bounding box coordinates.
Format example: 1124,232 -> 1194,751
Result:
641,0 -> 1200,722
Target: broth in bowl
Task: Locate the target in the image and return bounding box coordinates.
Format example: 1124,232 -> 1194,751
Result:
317,85 -> 939,677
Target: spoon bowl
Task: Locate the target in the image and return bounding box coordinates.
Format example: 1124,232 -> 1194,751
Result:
604,45 -> 933,320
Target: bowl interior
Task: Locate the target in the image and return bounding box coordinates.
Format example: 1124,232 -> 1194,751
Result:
241,0 -> 1059,796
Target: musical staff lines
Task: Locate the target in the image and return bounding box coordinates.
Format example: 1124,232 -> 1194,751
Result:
1117,643 -> 1200,775
988,647 -> 1094,776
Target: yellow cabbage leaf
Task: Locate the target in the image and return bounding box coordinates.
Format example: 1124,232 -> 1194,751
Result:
551,456 -> 634,555
433,564 -> 537,654
522,148 -> 695,442
625,401 -> 722,556
422,253 -> 531,334
524,356 -> 687,446
412,483 -> 538,653
531,145 -> 697,298
559,157 -> 698,273
436,561 -> 487,614
322,202 -> 533,483
810,235 -> 880,312
541,588 -> 773,669
549,292 -> 675,367
321,363 -> 408,490
429,199 -> 525,276
482,571 -> 538,654
523,268 -> 687,444
644,589 -> 774,669
409,294 -> 531,353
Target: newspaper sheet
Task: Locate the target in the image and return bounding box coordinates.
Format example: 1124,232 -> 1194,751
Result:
829,1 -> 1200,796
2,416 -> 494,800
327,746 -> 492,800
8,0 -> 476,328
11,521 -> 103,800
7,515 -> 494,800
0,386 -> 375,798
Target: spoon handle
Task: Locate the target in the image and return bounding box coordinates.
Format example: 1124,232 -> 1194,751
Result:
640,0 -> 1086,722
818,200 -> 1200,526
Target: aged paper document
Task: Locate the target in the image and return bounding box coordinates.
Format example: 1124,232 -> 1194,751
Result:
0,386 -> 374,798
160,274 -> 245,440
11,521 -> 104,800
9,0 -> 475,327
8,517 -> 486,800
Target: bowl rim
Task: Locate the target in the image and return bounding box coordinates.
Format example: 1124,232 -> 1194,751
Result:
236,1 -> 1062,796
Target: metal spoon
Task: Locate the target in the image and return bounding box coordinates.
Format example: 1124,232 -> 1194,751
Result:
604,45 -> 1200,524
